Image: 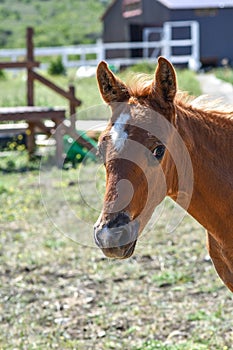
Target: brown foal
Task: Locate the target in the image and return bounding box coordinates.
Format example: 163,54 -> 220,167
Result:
94,57 -> 233,293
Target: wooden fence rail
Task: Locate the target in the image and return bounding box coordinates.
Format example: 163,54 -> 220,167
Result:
0,21 -> 200,71
0,27 -> 88,167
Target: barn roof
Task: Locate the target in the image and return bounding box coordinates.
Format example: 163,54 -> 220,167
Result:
102,0 -> 233,20
157,0 -> 233,9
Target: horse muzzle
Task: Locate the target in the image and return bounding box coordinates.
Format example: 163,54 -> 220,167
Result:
94,213 -> 139,259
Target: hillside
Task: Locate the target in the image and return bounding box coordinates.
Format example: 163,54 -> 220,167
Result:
0,0 -> 111,48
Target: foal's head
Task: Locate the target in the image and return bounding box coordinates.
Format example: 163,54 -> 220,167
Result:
94,57 -> 179,259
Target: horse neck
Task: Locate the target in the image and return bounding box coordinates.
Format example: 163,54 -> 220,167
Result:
173,103 -> 233,240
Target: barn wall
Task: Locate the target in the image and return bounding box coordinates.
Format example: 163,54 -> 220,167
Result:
102,1 -> 233,64
169,8 -> 233,64
103,0 -> 171,43
103,1 -> 127,43
103,0 -> 130,58
142,0 -> 170,25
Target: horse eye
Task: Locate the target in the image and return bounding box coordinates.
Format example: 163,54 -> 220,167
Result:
152,145 -> 165,160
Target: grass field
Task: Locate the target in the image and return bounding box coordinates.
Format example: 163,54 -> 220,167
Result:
1,68 -> 232,349
214,68 -> 233,85
0,0 -> 111,48
0,64 -> 202,114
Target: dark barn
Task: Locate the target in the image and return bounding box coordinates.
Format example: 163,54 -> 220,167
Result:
102,0 -> 233,66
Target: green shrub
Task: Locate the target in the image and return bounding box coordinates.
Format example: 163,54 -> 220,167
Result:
0,69 -> 6,80
48,56 -> 66,75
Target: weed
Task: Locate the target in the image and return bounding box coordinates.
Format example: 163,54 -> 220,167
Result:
48,56 -> 66,76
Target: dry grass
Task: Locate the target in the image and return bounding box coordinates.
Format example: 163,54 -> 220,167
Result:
0,160 -> 232,349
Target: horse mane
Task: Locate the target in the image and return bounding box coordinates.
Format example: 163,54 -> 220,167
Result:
126,73 -> 153,97
176,92 -> 233,115
126,73 -> 233,116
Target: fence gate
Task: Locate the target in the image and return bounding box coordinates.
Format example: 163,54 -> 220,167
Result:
143,21 -> 200,70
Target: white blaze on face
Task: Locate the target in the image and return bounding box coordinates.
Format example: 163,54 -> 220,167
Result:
110,113 -> 130,152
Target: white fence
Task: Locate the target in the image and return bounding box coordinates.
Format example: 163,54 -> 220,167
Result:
0,21 -> 200,71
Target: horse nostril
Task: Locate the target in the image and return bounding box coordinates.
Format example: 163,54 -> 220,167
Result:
108,213 -> 130,228
94,224 -> 132,248
94,226 -> 108,248
94,213 -> 139,249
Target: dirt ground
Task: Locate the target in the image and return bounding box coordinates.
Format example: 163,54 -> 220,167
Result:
0,168 -> 233,350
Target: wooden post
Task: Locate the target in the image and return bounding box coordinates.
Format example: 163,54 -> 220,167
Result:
53,117 -> 66,168
27,27 -> 34,106
27,122 -> 36,157
69,85 -> 76,131
26,27 -> 35,155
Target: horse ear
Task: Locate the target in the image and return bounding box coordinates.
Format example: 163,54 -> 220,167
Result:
97,61 -> 130,104
152,56 -> 177,102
